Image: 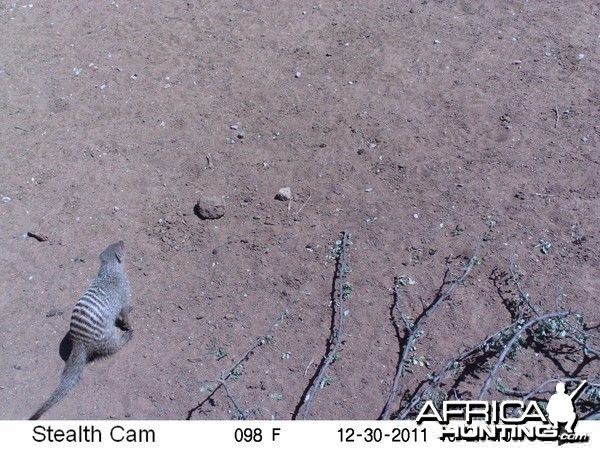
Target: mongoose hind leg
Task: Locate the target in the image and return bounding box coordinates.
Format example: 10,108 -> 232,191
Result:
101,328 -> 133,356
116,305 -> 132,331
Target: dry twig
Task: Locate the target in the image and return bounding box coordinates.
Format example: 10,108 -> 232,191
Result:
478,311 -> 570,400
300,231 -> 350,420
381,256 -> 477,419
27,231 -> 49,242
394,258 -> 597,419
187,307 -> 289,419
294,182 -> 312,217
396,315 -> 530,419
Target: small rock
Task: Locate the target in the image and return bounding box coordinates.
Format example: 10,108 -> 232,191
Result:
46,308 -> 63,318
295,72 -> 302,78
2,196 -> 11,203
581,136 -> 588,142
194,196 -> 226,220
434,39 -> 441,44
229,124 -> 239,130
27,231 -> 49,242
413,213 -> 419,219
275,187 -> 292,201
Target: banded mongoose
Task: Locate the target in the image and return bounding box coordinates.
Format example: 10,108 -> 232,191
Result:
30,240 -> 133,420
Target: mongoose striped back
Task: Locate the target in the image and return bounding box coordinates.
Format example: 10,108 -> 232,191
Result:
71,286 -> 114,344
29,241 -> 133,420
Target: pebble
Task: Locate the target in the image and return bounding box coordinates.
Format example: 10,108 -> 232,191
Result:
46,308 -> 63,318
581,136 -> 588,142
275,187 -> 292,201
2,196 -> 11,203
194,196 -> 226,220
295,72 -> 302,78
434,39 -> 441,44
413,213 -> 419,219
230,124 -> 239,130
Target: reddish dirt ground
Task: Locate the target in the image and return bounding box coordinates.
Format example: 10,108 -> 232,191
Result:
1,1 -> 598,420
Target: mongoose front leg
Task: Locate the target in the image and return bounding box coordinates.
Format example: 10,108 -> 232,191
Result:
117,305 -> 132,331
102,328 -> 133,356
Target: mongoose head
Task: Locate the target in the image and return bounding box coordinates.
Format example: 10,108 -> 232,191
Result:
100,240 -> 125,264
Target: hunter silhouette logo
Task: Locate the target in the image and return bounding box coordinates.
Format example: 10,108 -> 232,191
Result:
417,380 -> 591,443
546,381 -> 586,434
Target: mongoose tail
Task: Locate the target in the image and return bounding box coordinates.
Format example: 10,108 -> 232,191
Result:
29,342 -> 87,420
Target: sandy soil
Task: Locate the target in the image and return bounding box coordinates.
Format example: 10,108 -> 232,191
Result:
1,1 -> 598,420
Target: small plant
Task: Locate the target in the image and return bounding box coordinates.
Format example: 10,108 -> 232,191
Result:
260,335 -> 274,345
396,275 -> 416,287
200,384 -> 216,393
496,378 -> 507,394
533,239 -> 552,254
229,364 -> 245,381
212,348 -> 228,360
319,375 -> 333,389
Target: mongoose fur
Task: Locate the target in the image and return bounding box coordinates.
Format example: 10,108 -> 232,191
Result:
30,240 -> 132,420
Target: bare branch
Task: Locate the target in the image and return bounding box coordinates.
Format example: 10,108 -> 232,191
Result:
188,307 -> 289,419
220,378 -> 247,420
381,256 -> 477,419
509,257 -> 539,315
478,311 -> 570,400
301,231 -> 350,420
396,315 -> 522,419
